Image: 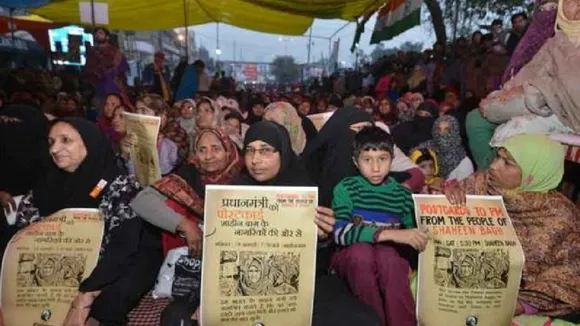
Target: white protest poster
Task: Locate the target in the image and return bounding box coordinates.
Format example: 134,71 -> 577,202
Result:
201,185 -> 318,326
1,208 -> 104,326
123,112 -> 161,186
413,195 -> 525,326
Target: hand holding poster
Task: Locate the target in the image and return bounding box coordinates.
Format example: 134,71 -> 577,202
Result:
123,112 -> 161,186
1,208 -> 104,326
413,195 -> 525,326
201,185 -> 318,326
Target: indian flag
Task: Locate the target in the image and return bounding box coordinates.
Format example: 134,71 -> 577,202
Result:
370,0 -> 422,44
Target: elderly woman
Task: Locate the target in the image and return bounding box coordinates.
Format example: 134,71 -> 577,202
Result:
132,128 -> 243,257
445,134 -> 580,324
6,118 -> 161,325
128,128 -> 243,325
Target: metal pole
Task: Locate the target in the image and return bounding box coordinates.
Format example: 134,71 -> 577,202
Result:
307,26 -> 313,66
183,0 -> 189,59
328,38 -> 332,74
216,22 -> 220,66
9,8 -> 15,48
90,0 -> 96,28
330,21 -> 351,39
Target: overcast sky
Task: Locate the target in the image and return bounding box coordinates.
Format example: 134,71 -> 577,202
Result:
188,10 -> 435,66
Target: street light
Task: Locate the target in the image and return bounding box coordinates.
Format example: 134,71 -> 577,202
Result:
177,34 -> 185,41
216,48 -> 222,56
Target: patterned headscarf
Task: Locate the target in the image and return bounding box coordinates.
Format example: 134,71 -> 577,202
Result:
263,102 -> 307,154
501,133 -> 565,192
432,115 -> 467,178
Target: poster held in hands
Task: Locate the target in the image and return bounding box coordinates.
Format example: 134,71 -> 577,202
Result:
123,112 -> 161,186
201,185 -> 318,326
413,195 -> 525,326
1,208 -> 104,326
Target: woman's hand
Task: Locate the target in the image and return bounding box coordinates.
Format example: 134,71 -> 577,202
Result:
315,207 -> 336,240
444,183 -> 466,206
378,229 -> 428,252
178,218 -> 203,258
191,306 -> 200,320
514,301 -> 524,316
429,179 -> 444,194
63,292 -> 96,326
0,191 -> 16,215
63,307 -> 90,326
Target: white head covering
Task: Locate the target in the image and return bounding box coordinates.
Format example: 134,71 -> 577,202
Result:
557,0 -> 580,42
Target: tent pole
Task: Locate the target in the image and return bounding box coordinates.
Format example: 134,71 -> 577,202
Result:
90,0 -> 96,28
183,0 -> 189,59
307,26 -> 312,66
9,8 -> 15,47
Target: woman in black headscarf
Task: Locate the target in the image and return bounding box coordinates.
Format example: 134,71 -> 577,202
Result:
10,118 -> 161,326
0,104 -> 50,272
235,120 -> 312,186
244,96 -> 265,125
236,121 -> 381,326
391,101 -> 439,154
301,107 -> 372,207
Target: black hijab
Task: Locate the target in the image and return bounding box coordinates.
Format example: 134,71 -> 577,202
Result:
34,118 -> 122,216
235,121 -> 311,186
244,96 -> 264,125
301,106 -> 372,207
391,102 -> 437,154
0,104 -> 50,196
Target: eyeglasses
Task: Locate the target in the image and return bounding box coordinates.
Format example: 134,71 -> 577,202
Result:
244,147 -> 277,157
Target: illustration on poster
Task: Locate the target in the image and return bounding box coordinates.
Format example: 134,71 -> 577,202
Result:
219,251 -> 300,297
17,253 -> 86,288
433,247 -> 509,289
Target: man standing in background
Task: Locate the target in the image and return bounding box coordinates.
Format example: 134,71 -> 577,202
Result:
143,52 -> 172,102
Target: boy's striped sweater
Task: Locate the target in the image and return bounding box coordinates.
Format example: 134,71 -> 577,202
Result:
332,175 -> 416,246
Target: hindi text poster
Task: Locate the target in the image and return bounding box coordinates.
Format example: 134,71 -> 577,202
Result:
201,185 -> 318,326
1,208 -> 104,326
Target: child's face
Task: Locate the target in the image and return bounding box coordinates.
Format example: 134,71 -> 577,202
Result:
418,160 -> 435,178
355,149 -> 392,185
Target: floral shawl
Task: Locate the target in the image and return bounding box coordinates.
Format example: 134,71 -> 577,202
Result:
463,171 -> 580,316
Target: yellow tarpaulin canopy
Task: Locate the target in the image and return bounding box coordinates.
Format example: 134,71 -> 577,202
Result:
31,0 -> 383,35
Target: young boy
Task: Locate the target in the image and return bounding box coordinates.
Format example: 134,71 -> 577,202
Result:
331,125 -> 428,326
